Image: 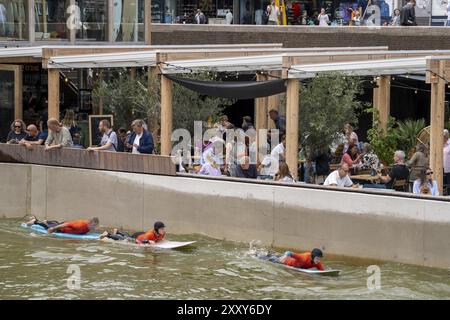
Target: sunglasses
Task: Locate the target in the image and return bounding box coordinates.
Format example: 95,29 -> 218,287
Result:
426,172 -> 433,175
14,125 -> 21,128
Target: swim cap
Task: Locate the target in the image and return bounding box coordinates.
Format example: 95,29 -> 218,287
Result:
311,248 -> 323,258
154,221 -> 166,231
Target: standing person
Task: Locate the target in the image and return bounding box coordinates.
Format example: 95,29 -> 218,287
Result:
61,109 -> 81,138
268,109 -> 286,134
413,167 -> 439,196
86,119 -> 117,152
343,123 -> 359,153
400,0 -> 417,26
116,128 -> 128,152
390,8 -> 401,26
6,119 -> 27,144
317,8 -> 329,26
126,119 -> 154,154
267,1 -> 280,25
226,9 -> 233,24
407,143 -> 428,181
45,118 -> 73,150
446,1 -> 450,26
195,9 -> 206,24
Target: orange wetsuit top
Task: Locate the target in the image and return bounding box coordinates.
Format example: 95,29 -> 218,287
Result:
283,252 -> 325,270
59,220 -> 90,234
136,229 -> 165,243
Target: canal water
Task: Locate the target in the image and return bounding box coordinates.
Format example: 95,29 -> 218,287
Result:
1,219 -> 449,300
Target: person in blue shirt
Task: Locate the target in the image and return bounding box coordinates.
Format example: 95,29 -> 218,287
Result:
19,124 -> 47,149
268,109 -> 286,134
126,119 -> 154,154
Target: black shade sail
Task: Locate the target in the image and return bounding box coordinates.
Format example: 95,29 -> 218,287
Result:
165,75 -> 287,99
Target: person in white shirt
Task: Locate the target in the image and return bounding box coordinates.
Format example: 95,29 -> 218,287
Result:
226,10 -> 233,24
258,135 -> 286,177
317,8 -> 330,26
323,163 -> 354,187
267,1 -> 280,25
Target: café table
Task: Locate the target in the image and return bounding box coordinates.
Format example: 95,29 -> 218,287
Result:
350,174 -> 381,184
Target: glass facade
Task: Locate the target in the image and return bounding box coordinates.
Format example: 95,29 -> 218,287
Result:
113,0 -> 144,42
35,0 -> 70,41
76,0 -> 108,41
0,0 -> 28,40
0,70 -> 15,142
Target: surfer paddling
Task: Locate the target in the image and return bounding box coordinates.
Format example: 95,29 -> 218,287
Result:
25,216 -> 99,235
263,248 -> 325,270
99,221 -> 166,245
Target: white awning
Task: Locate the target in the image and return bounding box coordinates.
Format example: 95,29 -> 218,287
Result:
0,46 -> 43,58
47,51 -> 157,69
288,57 -> 428,79
161,54 -> 283,74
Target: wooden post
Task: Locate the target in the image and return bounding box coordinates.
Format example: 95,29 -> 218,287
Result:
427,59 -> 447,195
255,73 -> 268,132
144,0 -> 152,45
160,75 -> 173,156
98,70 -> 104,115
373,75 -> 391,134
48,69 -> 60,120
286,78 -> 300,180
268,70 -> 282,129
130,67 -> 137,79
108,0 -> 114,42
15,66 -> 23,120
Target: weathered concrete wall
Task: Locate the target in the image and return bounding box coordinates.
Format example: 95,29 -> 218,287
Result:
151,25 -> 450,50
2,163 -> 450,269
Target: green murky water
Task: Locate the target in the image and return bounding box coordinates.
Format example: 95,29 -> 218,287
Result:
0,219 -> 449,300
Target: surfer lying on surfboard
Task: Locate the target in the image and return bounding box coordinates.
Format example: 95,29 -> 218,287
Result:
99,221 -> 166,245
25,216 -> 99,235
264,248 -> 325,270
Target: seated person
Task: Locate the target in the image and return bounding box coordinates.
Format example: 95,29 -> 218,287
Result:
99,221 -> 166,245
280,248 -> 325,270
234,156 -> 257,179
198,154 -> 222,176
323,163 -> 354,187
25,216 -> 99,235
19,124 -> 47,148
363,150 -> 409,189
341,144 -> 362,174
413,167 -> 439,196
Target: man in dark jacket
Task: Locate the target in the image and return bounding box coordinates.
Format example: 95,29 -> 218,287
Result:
400,0 -> 417,26
126,119 -> 154,154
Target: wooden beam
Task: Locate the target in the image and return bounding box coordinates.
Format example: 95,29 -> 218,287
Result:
286,78 -> 300,180
48,69 -> 60,120
255,73 -> 268,132
28,0 -> 35,43
144,0 -> 152,45
15,66 -> 23,120
268,71 -> 282,129
373,75 -> 391,134
428,60 -> 447,195
160,75 -> 173,156
108,0 -> 114,43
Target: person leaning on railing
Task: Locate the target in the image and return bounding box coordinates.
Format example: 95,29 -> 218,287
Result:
18,124 -> 47,149
44,118 -> 73,151
6,119 -> 27,144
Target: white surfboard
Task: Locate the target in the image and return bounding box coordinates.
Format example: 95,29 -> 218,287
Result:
112,0 -> 122,41
101,237 -> 196,249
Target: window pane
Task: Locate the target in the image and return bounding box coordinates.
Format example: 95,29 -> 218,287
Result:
35,0 -> 70,41
113,0 -> 144,42
0,0 -> 28,40
76,0 -> 108,41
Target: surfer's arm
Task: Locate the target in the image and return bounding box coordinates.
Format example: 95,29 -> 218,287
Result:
47,223 -> 68,233
316,262 -> 325,271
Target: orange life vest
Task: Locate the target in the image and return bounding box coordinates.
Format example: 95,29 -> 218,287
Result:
283,252 -> 324,270
59,220 -> 90,234
136,229 -> 165,243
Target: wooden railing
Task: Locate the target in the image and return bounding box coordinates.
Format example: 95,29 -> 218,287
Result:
0,143 -> 176,176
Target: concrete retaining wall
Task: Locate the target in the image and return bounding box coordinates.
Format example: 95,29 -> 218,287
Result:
1,163 -> 450,269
